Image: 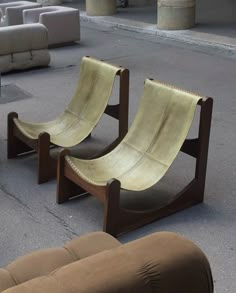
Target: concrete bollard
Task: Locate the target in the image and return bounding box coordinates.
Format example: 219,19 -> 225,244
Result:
86,0 -> 116,16
157,0 -> 196,30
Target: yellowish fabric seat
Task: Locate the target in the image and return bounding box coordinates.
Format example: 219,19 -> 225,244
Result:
65,79 -> 200,191
14,57 -> 119,146
7,56 -> 129,183
57,79 -> 213,236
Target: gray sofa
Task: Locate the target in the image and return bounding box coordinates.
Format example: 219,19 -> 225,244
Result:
23,6 -> 80,46
0,23 -> 50,73
0,1 -> 41,26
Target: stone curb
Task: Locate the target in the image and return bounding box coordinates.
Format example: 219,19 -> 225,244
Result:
80,11 -> 236,54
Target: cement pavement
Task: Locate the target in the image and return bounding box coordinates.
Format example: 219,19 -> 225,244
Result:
0,21 -> 235,292
67,0 -> 236,53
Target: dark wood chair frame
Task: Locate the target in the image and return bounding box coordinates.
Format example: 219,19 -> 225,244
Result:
7,68 -> 129,184
57,96 -> 213,237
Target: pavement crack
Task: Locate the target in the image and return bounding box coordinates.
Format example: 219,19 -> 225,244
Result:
44,205 -> 78,238
103,55 -> 131,62
0,184 -> 41,224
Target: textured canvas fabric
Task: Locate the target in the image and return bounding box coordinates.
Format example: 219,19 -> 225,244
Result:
14,56 -> 121,147
66,79 -> 201,191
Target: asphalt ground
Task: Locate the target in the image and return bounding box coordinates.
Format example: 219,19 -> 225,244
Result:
0,21 -> 235,292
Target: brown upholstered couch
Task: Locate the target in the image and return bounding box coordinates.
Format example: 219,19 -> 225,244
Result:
0,231 -> 213,292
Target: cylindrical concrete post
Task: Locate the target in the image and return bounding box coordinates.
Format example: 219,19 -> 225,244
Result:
86,0 -> 116,16
157,0 -> 196,30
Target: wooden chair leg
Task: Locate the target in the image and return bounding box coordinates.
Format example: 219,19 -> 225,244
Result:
195,97 -> 213,202
105,180 -> 201,237
103,68 -> 129,144
7,112 -> 18,158
103,179 -> 121,237
57,149 -> 85,204
118,68 -> 129,140
7,112 -> 31,158
38,132 -> 53,184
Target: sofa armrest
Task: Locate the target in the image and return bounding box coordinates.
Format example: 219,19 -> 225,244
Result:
39,9 -> 80,28
23,8 -> 42,24
0,9 -> 6,27
0,3 -> 20,16
6,4 -> 41,25
39,9 -> 80,45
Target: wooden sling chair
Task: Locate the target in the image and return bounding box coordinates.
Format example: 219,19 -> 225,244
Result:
57,79 -> 213,237
7,56 -> 129,184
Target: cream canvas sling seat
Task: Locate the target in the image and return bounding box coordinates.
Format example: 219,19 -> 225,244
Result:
7,56 -> 129,184
57,79 -> 213,237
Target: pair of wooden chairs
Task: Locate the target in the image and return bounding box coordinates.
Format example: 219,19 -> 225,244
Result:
7,56 -> 213,236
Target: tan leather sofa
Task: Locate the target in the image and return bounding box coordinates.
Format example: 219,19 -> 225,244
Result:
0,23 -> 50,73
0,231 -> 213,292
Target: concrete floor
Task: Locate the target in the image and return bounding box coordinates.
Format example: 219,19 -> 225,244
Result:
73,0 -> 236,24
70,0 -> 236,50
0,21 -> 236,293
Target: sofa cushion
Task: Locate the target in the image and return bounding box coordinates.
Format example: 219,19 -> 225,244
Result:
0,270 -> 15,292
0,23 -> 48,56
0,49 -> 50,73
1,232 -> 213,293
0,232 -> 120,291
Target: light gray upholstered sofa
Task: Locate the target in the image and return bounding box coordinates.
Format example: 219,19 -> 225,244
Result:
23,6 -> 80,46
0,23 -> 50,73
0,1 -> 41,26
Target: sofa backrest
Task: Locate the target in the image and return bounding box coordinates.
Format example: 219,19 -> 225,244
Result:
0,1 -> 41,25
